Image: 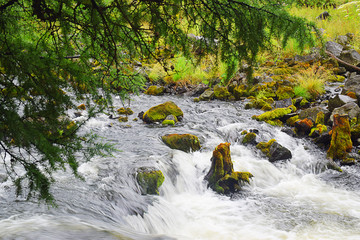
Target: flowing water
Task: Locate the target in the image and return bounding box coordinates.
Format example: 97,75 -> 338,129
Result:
1,95 -> 360,240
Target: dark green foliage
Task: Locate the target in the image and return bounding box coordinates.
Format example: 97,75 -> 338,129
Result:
0,0 -> 317,203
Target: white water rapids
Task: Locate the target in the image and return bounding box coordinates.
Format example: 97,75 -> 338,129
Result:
1,95 -> 360,240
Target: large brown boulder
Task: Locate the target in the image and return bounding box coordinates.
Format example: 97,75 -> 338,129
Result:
204,143 -> 253,194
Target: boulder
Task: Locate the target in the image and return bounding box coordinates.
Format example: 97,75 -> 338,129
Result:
252,105 -> 296,126
136,167 -> 165,195
204,143 -> 253,194
256,139 -> 292,162
344,74 -> 360,98
339,49 -> 360,66
242,132 -> 257,145
326,41 -> 343,57
336,35 -> 349,46
145,85 -> 165,96
294,118 -> 314,136
327,114 -> 352,160
199,89 -> 214,101
275,98 -> 293,109
316,11 -> 330,20
330,102 -> 360,124
161,134 -> 201,152
351,123 -> 360,146
298,106 -> 330,122
328,94 -> 356,112
142,101 -> 183,123
213,85 -> 231,100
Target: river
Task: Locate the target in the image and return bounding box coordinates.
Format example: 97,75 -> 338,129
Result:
1,94 -> 360,240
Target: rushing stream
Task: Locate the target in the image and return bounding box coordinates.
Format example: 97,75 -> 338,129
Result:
1,94 -> 360,240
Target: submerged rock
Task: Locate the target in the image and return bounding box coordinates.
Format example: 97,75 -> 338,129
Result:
204,143 -> 253,194
327,114 -> 352,160
256,139 -> 292,162
136,167 -> 165,195
142,101 -> 183,123
161,134 -> 201,152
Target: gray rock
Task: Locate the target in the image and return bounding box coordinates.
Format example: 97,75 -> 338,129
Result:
316,11 -> 330,20
275,98 -> 293,109
336,35 -> 349,46
199,89 -> 214,101
330,102 -> 360,123
299,106 -> 329,122
268,142 -> 292,162
339,49 -> 360,66
294,53 -> 320,63
326,41 -> 343,57
328,94 -> 356,112
344,74 -> 360,96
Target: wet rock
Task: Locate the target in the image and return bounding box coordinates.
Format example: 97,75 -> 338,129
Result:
326,41 -> 343,57
242,132 -> 257,145
256,139 -> 292,162
161,134 -> 201,152
294,118 -> 314,136
136,167 -> 165,195
327,114 -> 352,160
117,107 -> 134,115
77,104 -> 86,110
314,132 -> 331,147
204,143 -> 253,194
145,85 -> 165,96
252,105 -> 296,126
142,101 -> 183,123
199,89 -> 214,101
309,124 -> 328,138
328,94 -> 356,112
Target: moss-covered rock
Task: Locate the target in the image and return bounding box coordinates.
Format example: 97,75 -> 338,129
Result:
286,115 -> 299,127
117,107 -> 134,115
327,75 -> 345,82
162,120 -> 175,126
213,85 -> 231,100
77,104 -> 86,110
242,132 -> 257,145
161,134 -> 201,152
256,139 -> 292,162
252,105 -> 296,123
118,116 -> 128,122
351,123 -> 360,146
136,167 -> 165,195
309,124 -> 328,138
143,101 -> 183,123
145,85 -> 165,96
327,114 -> 352,160
204,143 -> 253,194
233,85 -> 248,100
315,111 -> 325,125
276,86 -> 294,100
